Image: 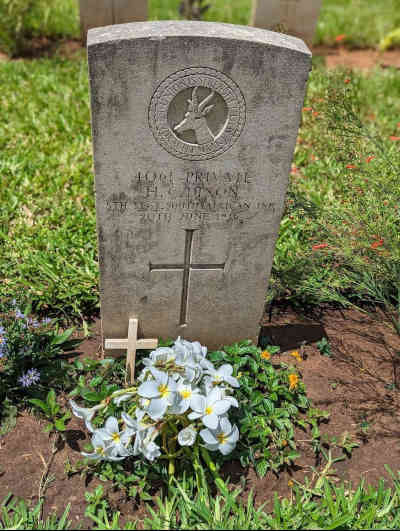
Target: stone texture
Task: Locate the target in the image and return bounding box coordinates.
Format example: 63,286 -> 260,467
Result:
251,0 -> 322,46
79,0 -> 147,43
88,21 -> 311,350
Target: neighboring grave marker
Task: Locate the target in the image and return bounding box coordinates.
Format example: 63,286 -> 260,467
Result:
79,0 -> 147,43
251,0 -> 322,46
88,21 -> 311,350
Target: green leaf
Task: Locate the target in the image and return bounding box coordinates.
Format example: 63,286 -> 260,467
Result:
255,459 -> 269,478
43,422 -> 54,433
28,398 -> 49,414
54,418 -> 67,431
50,328 -> 74,346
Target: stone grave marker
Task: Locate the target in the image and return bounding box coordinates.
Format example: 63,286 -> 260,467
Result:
87,21 -> 311,351
79,0 -> 147,43
251,0 -> 322,46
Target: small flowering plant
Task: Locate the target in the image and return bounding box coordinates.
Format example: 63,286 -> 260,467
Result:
70,338 -> 240,477
0,298 -> 78,412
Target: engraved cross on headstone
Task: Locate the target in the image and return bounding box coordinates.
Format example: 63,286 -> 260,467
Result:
150,229 -> 225,326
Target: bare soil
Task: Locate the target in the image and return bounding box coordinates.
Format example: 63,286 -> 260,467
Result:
313,45 -> 400,70
1,306 -> 400,524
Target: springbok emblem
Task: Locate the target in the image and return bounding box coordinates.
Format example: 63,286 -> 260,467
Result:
174,87 -> 216,145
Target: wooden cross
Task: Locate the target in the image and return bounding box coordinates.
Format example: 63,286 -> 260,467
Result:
150,229 -> 225,326
104,318 -> 158,384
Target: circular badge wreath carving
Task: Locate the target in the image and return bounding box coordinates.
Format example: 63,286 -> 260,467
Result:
149,67 -> 246,161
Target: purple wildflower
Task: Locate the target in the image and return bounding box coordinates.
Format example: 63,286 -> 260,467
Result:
15,309 -> 25,319
0,335 -> 7,359
18,368 -> 41,388
0,325 -> 5,335
28,318 -> 40,328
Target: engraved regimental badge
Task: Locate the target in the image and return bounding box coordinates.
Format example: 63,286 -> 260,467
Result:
149,67 -> 246,161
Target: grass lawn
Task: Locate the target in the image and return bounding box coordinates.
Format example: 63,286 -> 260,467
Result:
1,0 -> 400,55
0,56 -> 399,320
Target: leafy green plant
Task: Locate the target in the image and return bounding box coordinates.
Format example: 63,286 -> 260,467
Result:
207,340 -> 327,477
29,389 -> 71,434
316,337 -> 332,357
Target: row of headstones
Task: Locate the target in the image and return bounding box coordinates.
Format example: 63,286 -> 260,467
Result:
80,0 -> 322,46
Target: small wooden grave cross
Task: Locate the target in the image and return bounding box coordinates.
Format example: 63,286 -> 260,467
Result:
104,318 -> 158,384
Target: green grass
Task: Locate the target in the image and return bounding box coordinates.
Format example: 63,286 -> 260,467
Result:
0,58 -> 399,320
315,0 -> 400,49
1,0 -> 400,55
4,473 -> 400,529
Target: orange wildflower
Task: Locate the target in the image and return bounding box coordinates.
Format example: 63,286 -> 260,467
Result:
303,107 -> 312,112
346,164 -> 357,169
366,156 -> 375,163
288,373 -> 299,391
335,34 -> 346,42
288,480 -> 294,488
290,350 -> 302,362
261,350 -> 271,360
371,239 -> 384,249
312,243 -> 328,251
344,78 -> 351,84
390,136 -> 400,141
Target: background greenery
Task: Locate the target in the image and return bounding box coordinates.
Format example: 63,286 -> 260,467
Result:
0,57 -> 399,319
1,0 -> 400,55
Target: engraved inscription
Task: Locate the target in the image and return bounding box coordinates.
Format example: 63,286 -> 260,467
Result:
105,169 -> 277,225
149,67 -> 246,161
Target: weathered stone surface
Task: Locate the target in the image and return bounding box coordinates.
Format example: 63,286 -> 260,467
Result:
251,0 -> 321,46
88,21 -> 311,349
79,0 -> 147,43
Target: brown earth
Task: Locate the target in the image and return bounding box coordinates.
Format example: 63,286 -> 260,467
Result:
313,45 -> 400,70
1,306 -> 400,524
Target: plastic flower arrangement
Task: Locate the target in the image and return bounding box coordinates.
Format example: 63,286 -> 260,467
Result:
70,337 -> 240,474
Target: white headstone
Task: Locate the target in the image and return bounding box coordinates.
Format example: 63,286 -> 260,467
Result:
79,0 -> 147,43
88,21 -> 311,350
251,0 -> 321,46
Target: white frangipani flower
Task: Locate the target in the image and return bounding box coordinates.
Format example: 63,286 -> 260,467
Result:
188,387 -> 232,429
178,426 -> 197,447
82,432 -> 125,462
205,364 -> 239,388
74,337 -> 240,465
138,367 -> 178,420
200,417 -> 239,455
170,381 -> 202,414
96,416 -> 133,458
113,392 -> 135,405
69,400 -> 103,432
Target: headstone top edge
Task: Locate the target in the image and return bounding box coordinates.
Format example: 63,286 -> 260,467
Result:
87,20 -> 311,56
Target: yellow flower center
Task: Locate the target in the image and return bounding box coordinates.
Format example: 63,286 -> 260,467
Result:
261,350 -> 271,360
217,432 -> 228,445
205,406 -> 213,415
112,432 -> 120,443
180,389 -> 192,399
158,384 -> 170,398
95,446 -> 105,455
